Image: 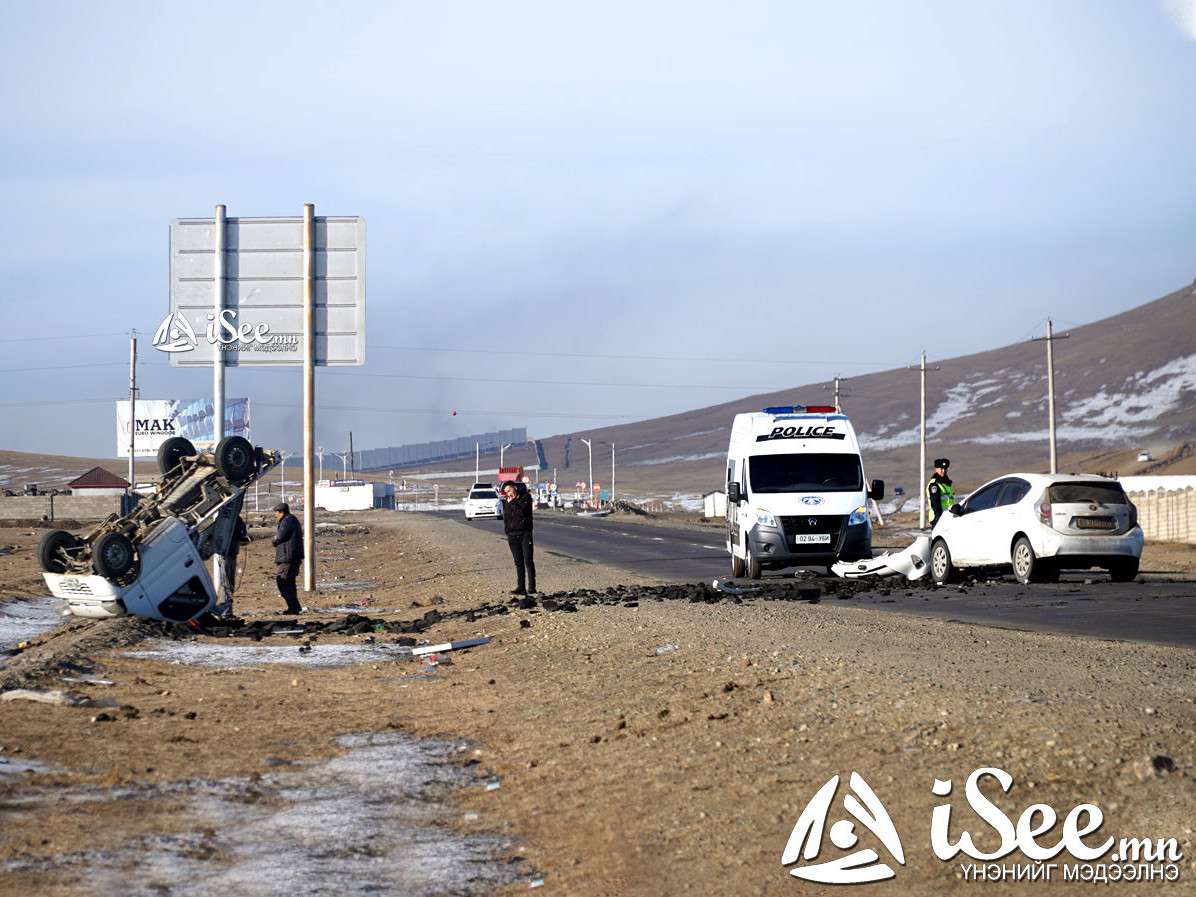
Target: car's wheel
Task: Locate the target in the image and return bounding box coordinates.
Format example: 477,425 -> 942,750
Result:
156,437 -> 196,475
931,539 -> 954,584
38,530 -> 81,573
746,546 -> 762,580
92,532 -> 136,578
731,551 -> 746,578
215,436 -> 256,485
1012,536 -> 1042,584
1109,557 -> 1139,582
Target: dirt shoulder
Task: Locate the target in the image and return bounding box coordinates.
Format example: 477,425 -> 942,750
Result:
1,512 -> 1194,895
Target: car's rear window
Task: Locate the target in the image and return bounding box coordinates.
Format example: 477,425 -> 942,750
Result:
1047,482 -> 1127,504
470,490 -> 498,499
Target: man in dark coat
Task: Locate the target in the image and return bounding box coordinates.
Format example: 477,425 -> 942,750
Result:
501,481 -> 536,595
271,502 -> 304,614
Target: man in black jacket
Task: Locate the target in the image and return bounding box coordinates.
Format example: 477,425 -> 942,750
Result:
501,481 -> 536,595
271,502 -> 304,614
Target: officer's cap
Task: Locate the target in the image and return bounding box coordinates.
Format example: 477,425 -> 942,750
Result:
933,458 -> 950,469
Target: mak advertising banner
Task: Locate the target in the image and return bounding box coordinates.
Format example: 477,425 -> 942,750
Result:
116,398 -> 250,457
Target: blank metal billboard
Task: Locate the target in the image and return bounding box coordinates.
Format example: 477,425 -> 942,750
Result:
164,216 -> 365,367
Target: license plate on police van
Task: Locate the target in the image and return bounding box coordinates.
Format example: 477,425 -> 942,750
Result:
794,534 -> 831,544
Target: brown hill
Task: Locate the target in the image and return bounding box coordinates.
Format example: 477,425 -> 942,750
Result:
413,279 -> 1196,500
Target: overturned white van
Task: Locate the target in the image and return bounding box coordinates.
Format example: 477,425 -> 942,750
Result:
725,405 -> 883,578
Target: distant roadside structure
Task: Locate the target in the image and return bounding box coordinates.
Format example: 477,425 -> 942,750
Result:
68,467 -> 130,496
703,490 -> 726,519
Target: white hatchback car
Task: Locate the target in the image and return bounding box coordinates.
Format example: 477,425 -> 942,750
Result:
464,486 -> 503,520
930,473 -> 1143,584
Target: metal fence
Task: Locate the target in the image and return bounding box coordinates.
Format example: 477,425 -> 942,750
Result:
1126,487 -> 1196,544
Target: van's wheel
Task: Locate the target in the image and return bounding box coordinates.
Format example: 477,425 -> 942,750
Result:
1109,558 -> 1139,582
92,532 -> 136,578
931,539 -> 954,584
746,546 -> 762,580
1011,536 -> 1042,584
157,437 -> 196,475
38,530 -> 81,573
215,436 -> 256,485
731,551 -> 745,578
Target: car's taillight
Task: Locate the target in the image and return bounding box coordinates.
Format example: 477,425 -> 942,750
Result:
1128,501 -> 1138,528
1037,500 -> 1052,525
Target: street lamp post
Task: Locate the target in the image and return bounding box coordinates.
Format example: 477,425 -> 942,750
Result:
333,451 -> 349,478
500,443 -> 514,466
580,438 -> 593,507
316,445 -> 324,483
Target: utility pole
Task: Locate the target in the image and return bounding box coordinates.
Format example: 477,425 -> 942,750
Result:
610,442 -> 615,505
907,351 -> 940,529
1032,317 -> 1070,474
580,438 -> 593,507
500,442 -> 513,466
128,330 -> 137,496
823,375 -> 850,413
349,431 -> 355,475
475,442 -> 480,483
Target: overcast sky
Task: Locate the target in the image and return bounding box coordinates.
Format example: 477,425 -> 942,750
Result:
2,0 -> 1195,460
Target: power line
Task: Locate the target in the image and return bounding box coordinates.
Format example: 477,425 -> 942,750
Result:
321,369 -> 777,391
368,343 -> 904,369
0,332 -> 130,344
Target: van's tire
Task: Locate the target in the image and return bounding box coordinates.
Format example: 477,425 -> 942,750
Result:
92,532 -> 136,579
215,436 -> 256,485
746,547 -> 762,580
157,437 -> 196,475
731,551 -> 745,578
38,530 -> 80,573
1012,536 -> 1042,584
1109,557 -> 1139,582
931,539 -> 954,584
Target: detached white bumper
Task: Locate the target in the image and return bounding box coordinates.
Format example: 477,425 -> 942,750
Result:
42,573 -> 127,619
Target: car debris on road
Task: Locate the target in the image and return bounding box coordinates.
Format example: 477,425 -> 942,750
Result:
831,535 -> 931,581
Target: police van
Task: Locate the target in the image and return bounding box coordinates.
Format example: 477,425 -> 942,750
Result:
725,405 -> 883,578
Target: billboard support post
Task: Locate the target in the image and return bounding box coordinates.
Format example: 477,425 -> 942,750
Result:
302,203 -> 316,593
212,204 -> 227,442
211,204 -> 227,601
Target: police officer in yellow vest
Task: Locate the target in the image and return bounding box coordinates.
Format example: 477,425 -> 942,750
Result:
927,458 -> 955,527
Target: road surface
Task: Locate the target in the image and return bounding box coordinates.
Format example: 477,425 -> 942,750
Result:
443,511 -> 1196,647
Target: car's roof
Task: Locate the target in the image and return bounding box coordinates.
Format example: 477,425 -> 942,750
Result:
973,472 -> 1122,489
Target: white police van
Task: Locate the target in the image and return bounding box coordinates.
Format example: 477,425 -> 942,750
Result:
725,405 -> 883,578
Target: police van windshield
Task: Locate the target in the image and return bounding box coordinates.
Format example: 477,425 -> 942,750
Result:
749,454 -> 863,493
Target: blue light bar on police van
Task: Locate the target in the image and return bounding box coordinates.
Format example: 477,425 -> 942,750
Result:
763,405 -> 837,415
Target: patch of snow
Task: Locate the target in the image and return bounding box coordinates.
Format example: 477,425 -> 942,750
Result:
1061,353 -> 1196,427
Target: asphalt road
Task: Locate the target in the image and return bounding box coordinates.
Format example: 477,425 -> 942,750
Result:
445,511 -> 1196,647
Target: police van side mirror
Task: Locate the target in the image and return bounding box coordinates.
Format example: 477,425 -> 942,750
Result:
869,479 -> 884,500
727,483 -> 742,503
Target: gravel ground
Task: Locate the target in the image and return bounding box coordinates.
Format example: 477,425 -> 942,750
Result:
1,511 -> 1194,896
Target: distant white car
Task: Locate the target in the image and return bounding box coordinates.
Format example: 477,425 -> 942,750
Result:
464,486 -> 503,520
930,473 -> 1143,584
